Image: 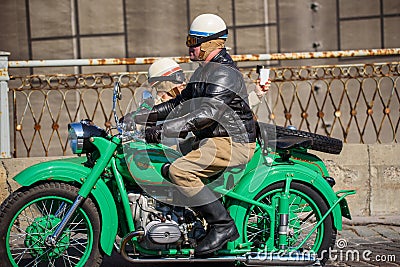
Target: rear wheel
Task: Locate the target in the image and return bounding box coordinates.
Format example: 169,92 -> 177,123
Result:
0,182 -> 103,267
244,182 -> 336,265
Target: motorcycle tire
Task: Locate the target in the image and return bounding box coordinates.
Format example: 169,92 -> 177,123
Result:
0,182 -> 103,267
244,181 -> 336,266
262,123 -> 343,154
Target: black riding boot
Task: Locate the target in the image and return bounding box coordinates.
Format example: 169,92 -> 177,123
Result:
192,188 -> 240,256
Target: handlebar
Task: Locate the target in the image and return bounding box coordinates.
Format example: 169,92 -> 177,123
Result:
118,129 -> 146,143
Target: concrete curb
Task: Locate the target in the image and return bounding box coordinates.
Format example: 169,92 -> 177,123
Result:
343,216 -> 400,226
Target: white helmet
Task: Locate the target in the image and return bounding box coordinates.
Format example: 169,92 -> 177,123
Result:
148,58 -> 185,86
186,14 -> 228,47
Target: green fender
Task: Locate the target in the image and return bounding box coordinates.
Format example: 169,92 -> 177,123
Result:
12,157 -> 118,256
230,162 -> 344,231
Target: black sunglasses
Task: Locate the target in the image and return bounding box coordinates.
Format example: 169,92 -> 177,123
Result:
148,71 -> 185,84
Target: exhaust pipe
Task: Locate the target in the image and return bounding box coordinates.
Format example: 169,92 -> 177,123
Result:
120,231 -> 145,262
120,246 -> 319,266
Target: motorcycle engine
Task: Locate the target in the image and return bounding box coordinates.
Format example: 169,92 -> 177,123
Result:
128,192 -> 206,250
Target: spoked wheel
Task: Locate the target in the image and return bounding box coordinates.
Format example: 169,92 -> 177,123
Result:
0,182 -> 103,267
244,181 -> 336,265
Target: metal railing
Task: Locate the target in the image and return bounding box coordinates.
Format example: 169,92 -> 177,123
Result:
2,49 -> 400,157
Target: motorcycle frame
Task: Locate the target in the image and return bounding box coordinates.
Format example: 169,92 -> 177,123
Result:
12,135 -> 355,257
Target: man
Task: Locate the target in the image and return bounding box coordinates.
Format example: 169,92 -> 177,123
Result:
125,58 -> 184,127
131,13 -> 257,256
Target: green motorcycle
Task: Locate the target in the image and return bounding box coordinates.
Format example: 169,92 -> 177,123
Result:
0,82 -> 355,266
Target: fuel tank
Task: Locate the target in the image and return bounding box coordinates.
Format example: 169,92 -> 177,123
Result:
115,140 -> 181,185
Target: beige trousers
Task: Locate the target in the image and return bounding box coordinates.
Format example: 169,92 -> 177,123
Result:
169,137 -> 256,197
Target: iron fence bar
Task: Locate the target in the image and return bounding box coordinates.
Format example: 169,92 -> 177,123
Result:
8,48 -> 400,68
6,53 -> 400,157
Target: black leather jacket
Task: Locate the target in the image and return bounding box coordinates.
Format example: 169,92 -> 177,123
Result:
153,49 -> 256,143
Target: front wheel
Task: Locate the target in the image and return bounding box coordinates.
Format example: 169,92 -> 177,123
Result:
0,182 -> 103,267
244,182 -> 336,265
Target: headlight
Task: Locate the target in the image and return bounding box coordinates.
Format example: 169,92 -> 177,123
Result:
68,120 -> 107,154
68,122 -> 84,154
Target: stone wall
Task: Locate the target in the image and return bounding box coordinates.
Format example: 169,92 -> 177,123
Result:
314,144 -> 400,217
1,144 -> 399,217
0,156 -> 66,202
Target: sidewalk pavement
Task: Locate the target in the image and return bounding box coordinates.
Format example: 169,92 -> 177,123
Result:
326,216 -> 400,267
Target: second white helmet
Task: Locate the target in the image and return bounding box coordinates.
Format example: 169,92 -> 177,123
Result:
148,58 -> 185,86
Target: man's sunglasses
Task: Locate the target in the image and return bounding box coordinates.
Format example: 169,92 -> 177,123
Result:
186,29 -> 228,47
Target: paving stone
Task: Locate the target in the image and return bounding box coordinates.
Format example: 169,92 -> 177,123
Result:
365,237 -> 394,244
353,225 -> 382,238
347,238 -> 379,245
338,228 -> 361,239
371,225 -> 400,240
334,260 -> 375,266
326,261 -> 350,266
377,263 -> 399,267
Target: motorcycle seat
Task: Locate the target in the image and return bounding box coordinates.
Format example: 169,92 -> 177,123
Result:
269,136 -> 313,151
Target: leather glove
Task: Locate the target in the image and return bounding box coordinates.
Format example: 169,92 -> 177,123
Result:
145,125 -> 163,143
134,109 -> 158,125
119,109 -> 158,131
